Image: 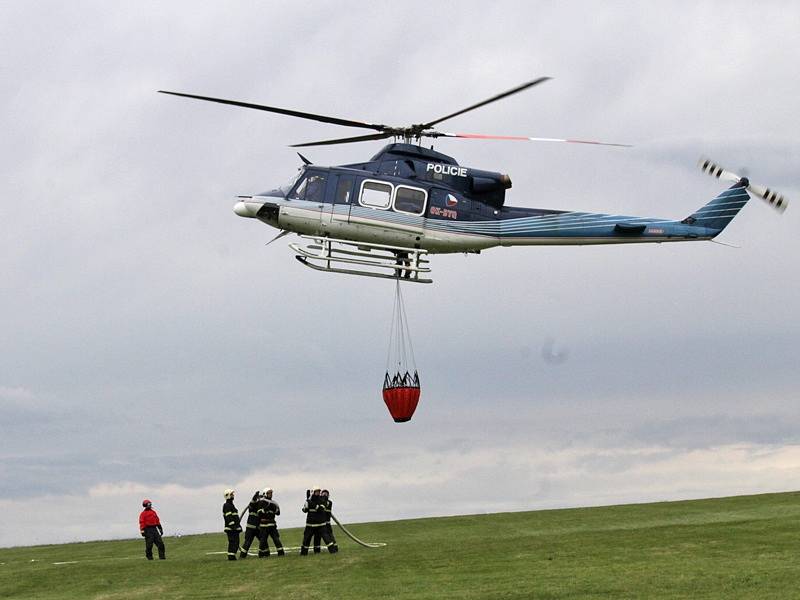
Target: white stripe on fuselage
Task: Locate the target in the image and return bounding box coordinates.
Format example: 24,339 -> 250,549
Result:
249,198 -> 697,254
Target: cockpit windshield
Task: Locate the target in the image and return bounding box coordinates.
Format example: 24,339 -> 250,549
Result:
279,170 -> 304,196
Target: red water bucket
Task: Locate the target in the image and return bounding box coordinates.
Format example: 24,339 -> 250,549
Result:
382,386 -> 421,423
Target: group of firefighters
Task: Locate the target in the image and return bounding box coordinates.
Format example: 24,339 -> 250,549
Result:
224,485 -> 338,560
138,486 -> 338,561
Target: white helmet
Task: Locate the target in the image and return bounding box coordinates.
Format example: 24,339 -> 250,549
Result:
262,487 -> 273,496
224,488 -> 235,499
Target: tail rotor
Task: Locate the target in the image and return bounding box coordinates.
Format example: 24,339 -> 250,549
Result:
699,157 -> 788,213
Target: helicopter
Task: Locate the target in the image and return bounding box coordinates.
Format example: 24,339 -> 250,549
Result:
160,77 -> 788,284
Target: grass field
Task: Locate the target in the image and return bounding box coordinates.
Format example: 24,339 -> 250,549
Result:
1,491 -> 799,599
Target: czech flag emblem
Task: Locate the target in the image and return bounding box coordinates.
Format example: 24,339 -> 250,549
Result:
446,194 -> 458,207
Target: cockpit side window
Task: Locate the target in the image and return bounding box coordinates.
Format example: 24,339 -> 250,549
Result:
289,172 -> 327,202
306,174 -> 326,203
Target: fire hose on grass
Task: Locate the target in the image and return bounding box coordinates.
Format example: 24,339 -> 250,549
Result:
331,513 -> 386,549
239,502 -> 385,549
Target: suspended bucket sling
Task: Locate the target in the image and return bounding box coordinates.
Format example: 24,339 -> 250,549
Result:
383,280 -> 421,422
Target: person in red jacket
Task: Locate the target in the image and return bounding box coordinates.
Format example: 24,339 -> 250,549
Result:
139,499 -> 166,560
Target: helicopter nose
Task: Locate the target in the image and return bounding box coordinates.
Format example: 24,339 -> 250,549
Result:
233,198 -> 262,218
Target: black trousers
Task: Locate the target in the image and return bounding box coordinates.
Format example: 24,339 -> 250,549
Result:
226,530 -> 240,560
313,523 -> 337,553
323,523 -> 337,553
301,524 -> 337,555
259,524 -> 284,556
143,527 -> 165,560
241,527 -> 259,557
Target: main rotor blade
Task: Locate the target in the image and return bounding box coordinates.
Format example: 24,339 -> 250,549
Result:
436,131 -> 631,147
422,77 -> 552,129
290,132 -> 393,148
158,90 -> 386,132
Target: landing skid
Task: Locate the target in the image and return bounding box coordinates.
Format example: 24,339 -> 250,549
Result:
289,235 -> 433,284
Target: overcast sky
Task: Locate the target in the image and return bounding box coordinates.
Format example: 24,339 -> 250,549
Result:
1,1 -> 798,547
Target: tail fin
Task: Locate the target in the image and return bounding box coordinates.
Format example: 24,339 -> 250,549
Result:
683,181 -> 750,233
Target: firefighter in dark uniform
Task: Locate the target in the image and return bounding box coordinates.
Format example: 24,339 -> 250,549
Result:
223,489 -> 242,561
311,488 -> 323,554
300,486 -> 324,555
258,487 -> 285,557
318,489 -> 338,553
138,499 -> 166,560
239,490 -> 262,558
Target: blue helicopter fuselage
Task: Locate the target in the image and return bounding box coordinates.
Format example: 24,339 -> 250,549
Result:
233,143 -> 745,254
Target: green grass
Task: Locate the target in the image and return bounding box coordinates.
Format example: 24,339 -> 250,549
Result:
2,492 -> 800,599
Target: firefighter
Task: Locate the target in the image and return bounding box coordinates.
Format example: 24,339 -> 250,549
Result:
222,489 -> 242,561
311,489 -> 325,554
239,490 -> 262,558
299,486 -> 325,555
258,487 -> 285,557
138,499 -> 166,560
314,489 -> 338,553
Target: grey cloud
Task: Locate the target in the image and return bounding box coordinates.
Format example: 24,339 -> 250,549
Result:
3,450 -> 272,499
0,406 -> 54,431
627,415 -> 800,449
